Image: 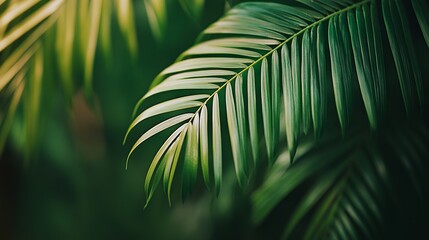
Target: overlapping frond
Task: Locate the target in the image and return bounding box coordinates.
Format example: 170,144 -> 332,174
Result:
0,0 -> 138,154
125,0 -> 428,203
252,124 -> 429,239
0,0 -> 212,156
0,0 -> 62,154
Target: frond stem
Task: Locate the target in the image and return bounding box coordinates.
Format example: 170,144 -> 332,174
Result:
188,0 -> 371,123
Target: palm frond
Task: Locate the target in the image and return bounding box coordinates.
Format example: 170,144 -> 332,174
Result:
0,72 -> 25,154
0,0 -> 219,156
0,0 -> 61,154
115,0 -> 138,57
412,0 -> 429,47
144,0 -> 167,41
179,0 -> 205,21
0,0 -> 140,155
382,0 -> 424,114
125,0 -> 428,203
252,124 -> 429,239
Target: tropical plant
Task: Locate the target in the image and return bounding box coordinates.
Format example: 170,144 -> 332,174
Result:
124,0 -> 429,238
0,0 -> 205,156
1,0 -> 428,238
0,0 -> 138,155
253,122 -> 429,239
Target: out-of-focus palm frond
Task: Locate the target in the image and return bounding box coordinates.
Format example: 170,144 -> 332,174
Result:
0,0 -> 61,154
252,123 -> 429,239
412,0 -> 429,46
0,0 -> 139,155
179,0 -> 205,21
144,0 -> 167,41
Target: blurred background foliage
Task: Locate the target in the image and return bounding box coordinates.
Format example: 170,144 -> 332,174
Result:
0,0 -> 241,239
0,0 -> 428,240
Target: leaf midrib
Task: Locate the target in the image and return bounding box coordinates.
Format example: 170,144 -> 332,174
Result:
187,0 -> 371,124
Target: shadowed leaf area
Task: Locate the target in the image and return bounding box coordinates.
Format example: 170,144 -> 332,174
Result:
1,0 -> 428,239
124,0 -> 429,238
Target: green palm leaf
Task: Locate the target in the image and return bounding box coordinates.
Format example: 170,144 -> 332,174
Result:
0,0 -> 208,157
252,124 -> 429,239
382,0 -> 424,114
179,0 -> 205,21
412,0 -> 429,47
0,0 -> 140,155
125,0 -> 428,203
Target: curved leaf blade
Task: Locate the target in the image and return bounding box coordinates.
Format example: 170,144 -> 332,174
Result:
213,93 -> 222,195
226,83 -> 247,187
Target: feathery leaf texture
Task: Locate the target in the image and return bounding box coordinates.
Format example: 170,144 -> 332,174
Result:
125,0 -> 428,203
252,124 -> 429,239
0,0 -> 139,154
0,0 -> 206,156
